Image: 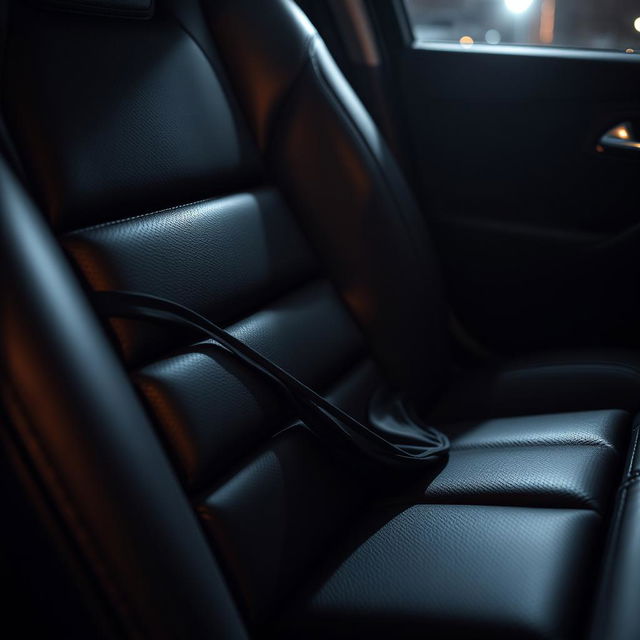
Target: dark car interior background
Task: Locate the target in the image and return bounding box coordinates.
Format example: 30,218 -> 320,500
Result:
1,0 -> 640,638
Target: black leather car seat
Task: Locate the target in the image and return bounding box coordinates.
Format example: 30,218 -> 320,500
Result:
1,0 -> 639,638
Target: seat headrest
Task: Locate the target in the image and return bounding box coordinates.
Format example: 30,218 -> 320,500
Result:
39,0 -> 154,19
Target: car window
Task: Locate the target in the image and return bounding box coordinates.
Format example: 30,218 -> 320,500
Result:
403,0 -> 640,53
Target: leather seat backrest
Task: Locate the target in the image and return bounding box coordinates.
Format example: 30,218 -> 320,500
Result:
1,0 -> 448,632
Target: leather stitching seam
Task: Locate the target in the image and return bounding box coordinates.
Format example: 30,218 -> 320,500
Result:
620,471 -> 640,491
595,427 -> 640,629
596,470 -> 630,621
626,425 -> 640,476
451,439 -> 616,453
67,196 -> 214,235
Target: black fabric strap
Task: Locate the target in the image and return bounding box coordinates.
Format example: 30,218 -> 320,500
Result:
93,290 -> 449,469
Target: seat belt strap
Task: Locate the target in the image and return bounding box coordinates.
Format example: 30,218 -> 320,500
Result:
93,290 -> 449,469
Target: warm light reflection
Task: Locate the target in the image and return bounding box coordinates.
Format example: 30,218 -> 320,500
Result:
613,126 -> 630,140
539,0 -> 556,44
459,35 -> 474,48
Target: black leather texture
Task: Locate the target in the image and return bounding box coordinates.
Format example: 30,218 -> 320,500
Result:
200,429 -> 366,624
208,0 -> 450,404
1,0 -> 639,637
63,189 -> 320,364
590,422 -> 640,640
5,3 -> 260,231
415,444 -> 620,512
0,158 -> 247,639
282,504 -> 601,639
446,410 -> 628,453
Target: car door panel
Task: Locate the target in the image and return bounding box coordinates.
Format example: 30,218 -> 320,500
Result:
371,3 -> 640,352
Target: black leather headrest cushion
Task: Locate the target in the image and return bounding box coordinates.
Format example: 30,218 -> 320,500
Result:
38,0 -> 154,19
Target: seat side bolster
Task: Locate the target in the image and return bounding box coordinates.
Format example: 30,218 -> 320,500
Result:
590,423 -> 640,640
204,0 -> 316,151
207,0 -> 449,402
0,158 -> 247,640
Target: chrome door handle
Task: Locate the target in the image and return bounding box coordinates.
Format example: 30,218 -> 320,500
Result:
598,122 -> 640,152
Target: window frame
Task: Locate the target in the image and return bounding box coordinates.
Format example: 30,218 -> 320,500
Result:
393,0 -> 640,63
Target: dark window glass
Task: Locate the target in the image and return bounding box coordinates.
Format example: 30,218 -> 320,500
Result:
404,0 -> 640,53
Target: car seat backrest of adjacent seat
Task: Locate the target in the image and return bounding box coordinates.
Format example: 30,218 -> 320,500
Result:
1,0 -> 450,634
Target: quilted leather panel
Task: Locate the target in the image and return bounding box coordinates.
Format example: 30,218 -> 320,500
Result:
283,505 -> 601,639
447,410 -> 628,454
227,280 -> 365,383
413,444 -> 620,513
135,347 -> 281,491
199,429 -> 366,624
134,280 -> 366,490
63,189 -> 319,363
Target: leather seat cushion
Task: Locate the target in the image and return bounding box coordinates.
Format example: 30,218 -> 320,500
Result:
280,504 -> 601,639
430,350 -> 640,423
406,411 -> 628,514
446,409 -> 629,454
406,443 -> 621,513
198,429 -> 367,624
369,411 -> 628,517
